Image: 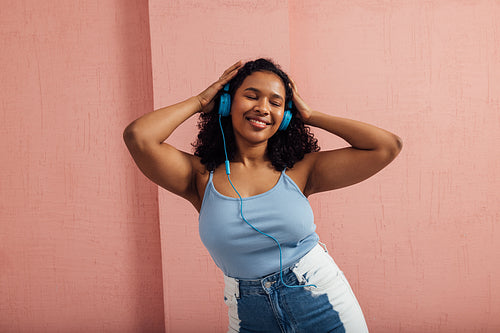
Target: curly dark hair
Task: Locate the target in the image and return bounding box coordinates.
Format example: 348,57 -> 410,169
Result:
192,58 -> 320,171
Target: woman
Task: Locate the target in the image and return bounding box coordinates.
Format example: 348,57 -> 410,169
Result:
123,58 -> 402,332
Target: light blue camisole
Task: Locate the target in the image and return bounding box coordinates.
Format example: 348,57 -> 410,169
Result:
199,170 -> 319,279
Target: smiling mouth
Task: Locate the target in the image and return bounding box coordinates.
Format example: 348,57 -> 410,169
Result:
246,117 -> 271,127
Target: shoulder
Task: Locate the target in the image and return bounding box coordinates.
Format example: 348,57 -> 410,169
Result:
192,157 -> 212,211
284,152 -> 319,196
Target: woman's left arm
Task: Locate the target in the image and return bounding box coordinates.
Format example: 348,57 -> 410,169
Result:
291,81 -> 403,196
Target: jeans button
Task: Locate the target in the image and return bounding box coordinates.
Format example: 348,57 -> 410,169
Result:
264,281 -> 272,288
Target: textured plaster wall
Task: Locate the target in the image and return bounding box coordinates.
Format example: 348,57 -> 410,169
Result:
288,1 -> 500,331
150,1 -> 500,332
2,0 -> 499,332
0,1 -> 165,332
149,1 -> 291,331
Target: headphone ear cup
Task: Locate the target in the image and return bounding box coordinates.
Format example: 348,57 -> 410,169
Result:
218,84 -> 231,117
278,101 -> 293,131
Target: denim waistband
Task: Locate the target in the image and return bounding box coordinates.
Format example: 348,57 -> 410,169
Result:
224,242 -> 328,297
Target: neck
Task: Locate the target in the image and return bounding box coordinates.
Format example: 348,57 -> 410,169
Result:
233,141 -> 269,168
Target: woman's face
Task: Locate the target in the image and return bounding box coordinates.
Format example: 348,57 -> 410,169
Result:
230,71 -> 286,146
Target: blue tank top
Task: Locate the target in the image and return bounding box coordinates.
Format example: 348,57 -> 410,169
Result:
199,170 -> 319,279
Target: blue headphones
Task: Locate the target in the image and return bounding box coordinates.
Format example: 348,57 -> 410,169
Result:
219,84 -> 292,131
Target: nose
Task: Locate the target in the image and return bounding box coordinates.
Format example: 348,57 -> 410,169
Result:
254,98 -> 271,114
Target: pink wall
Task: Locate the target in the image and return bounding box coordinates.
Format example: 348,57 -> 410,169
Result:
150,1 -> 500,333
2,1 -> 499,332
0,1 -> 164,332
149,1 -> 291,331
288,1 -> 500,331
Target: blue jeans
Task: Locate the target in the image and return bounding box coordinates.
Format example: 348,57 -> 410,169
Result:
223,243 -> 369,333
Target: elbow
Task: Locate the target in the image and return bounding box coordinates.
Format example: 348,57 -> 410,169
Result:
123,122 -> 145,151
393,134 -> 403,155
123,123 -> 136,146
385,134 -> 403,160
374,134 -> 402,164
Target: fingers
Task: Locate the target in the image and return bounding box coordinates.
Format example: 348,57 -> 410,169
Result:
197,60 -> 243,113
289,78 -> 308,114
219,60 -> 243,84
224,60 -> 243,75
289,77 -> 298,93
228,60 -> 243,72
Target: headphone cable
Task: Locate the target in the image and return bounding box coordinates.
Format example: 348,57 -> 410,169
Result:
218,115 -> 316,289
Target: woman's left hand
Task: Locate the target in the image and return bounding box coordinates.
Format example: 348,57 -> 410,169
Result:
289,78 -> 313,123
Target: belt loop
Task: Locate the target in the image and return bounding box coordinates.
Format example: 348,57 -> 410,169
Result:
318,241 -> 328,253
224,275 -> 240,299
235,279 -> 240,299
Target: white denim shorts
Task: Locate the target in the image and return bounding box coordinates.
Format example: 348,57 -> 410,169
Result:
223,243 -> 369,333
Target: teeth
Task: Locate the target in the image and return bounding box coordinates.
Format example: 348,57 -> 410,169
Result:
249,119 -> 267,125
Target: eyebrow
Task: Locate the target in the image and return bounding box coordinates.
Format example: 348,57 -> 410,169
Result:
243,87 -> 284,101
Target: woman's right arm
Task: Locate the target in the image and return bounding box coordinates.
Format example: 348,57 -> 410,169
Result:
123,96 -> 203,205
122,61 -> 242,207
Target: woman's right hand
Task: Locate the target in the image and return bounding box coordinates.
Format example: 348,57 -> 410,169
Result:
196,60 -> 243,113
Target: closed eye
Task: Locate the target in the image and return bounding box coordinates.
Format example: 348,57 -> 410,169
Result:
244,92 -> 282,107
